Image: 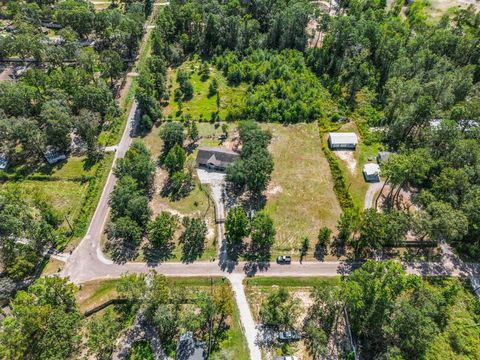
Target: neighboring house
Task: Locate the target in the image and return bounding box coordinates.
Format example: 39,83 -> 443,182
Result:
363,163 -> 381,182
176,332 -> 205,360
196,147 -> 239,171
0,154 -> 8,170
327,132 -> 359,150
44,148 -> 66,165
376,151 -> 393,164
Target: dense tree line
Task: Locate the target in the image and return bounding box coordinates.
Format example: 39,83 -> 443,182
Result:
303,261 -> 480,359
304,0 -> 480,257
0,277 -> 82,359
227,121 -> 274,195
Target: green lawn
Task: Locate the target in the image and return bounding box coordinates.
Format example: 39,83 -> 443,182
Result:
164,59 -> 247,121
262,123 -> 342,259
1,153 -> 114,249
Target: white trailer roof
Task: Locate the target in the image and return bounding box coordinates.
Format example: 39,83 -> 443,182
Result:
363,163 -> 380,175
328,132 -> 359,145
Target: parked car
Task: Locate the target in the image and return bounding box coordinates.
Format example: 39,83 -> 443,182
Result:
278,330 -> 301,342
276,255 -> 292,264
274,357 -> 298,360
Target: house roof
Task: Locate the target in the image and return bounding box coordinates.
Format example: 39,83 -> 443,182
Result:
196,147 -> 239,168
176,332 -> 205,360
363,163 -> 380,176
328,132 -> 359,145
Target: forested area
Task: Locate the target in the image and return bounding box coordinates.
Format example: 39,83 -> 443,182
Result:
0,0 -> 150,299
0,0 -> 148,163
0,274 -> 240,359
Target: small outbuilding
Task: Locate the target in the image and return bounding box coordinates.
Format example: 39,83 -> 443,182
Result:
363,163 -> 381,182
196,147 -> 239,171
376,151 -> 393,164
0,154 -> 8,170
328,132 -> 359,150
44,148 -> 66,165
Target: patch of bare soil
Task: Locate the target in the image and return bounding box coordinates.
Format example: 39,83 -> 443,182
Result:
333,150 -> 357,174
222,130 -> 241,152
266,184 -> 283,198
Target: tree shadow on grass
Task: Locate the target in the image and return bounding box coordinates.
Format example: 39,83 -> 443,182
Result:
180,241 -> 204,264
142,243 -> 174,265
107,241 -> 139,264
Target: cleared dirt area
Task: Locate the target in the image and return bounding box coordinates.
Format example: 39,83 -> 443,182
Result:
262,123 -> 342,258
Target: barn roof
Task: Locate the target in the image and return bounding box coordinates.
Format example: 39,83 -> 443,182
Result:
328,132 -> 359,145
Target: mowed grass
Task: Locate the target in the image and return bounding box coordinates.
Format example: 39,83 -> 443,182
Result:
164,60 -> 247,120
262,123 -> 342,257
76,277 -> 249,359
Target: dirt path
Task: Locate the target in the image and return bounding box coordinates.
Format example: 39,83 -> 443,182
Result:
364,181 -> 384,209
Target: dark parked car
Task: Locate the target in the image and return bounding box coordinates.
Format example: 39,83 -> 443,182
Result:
278,331 -> 301,342
276,255 -> 292,264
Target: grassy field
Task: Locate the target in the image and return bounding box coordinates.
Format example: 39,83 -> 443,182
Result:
139,121 -> 239,261
262,123 -> 342,259
163,59 -> 247,121
244,276 -> 341,360
76,277 -> 249,359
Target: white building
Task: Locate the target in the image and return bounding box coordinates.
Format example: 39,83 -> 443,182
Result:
328,132 -> 359,150
363,163 -> 381,182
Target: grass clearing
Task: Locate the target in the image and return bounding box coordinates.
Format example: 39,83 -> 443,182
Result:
262,123 -> 342,259
163,59 -> 247,121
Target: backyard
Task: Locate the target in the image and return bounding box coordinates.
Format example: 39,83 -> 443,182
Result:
262,123 -> 342,260
244,277 -> 342,360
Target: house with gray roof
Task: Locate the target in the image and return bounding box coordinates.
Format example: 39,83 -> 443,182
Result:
196,147 -> 239,171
